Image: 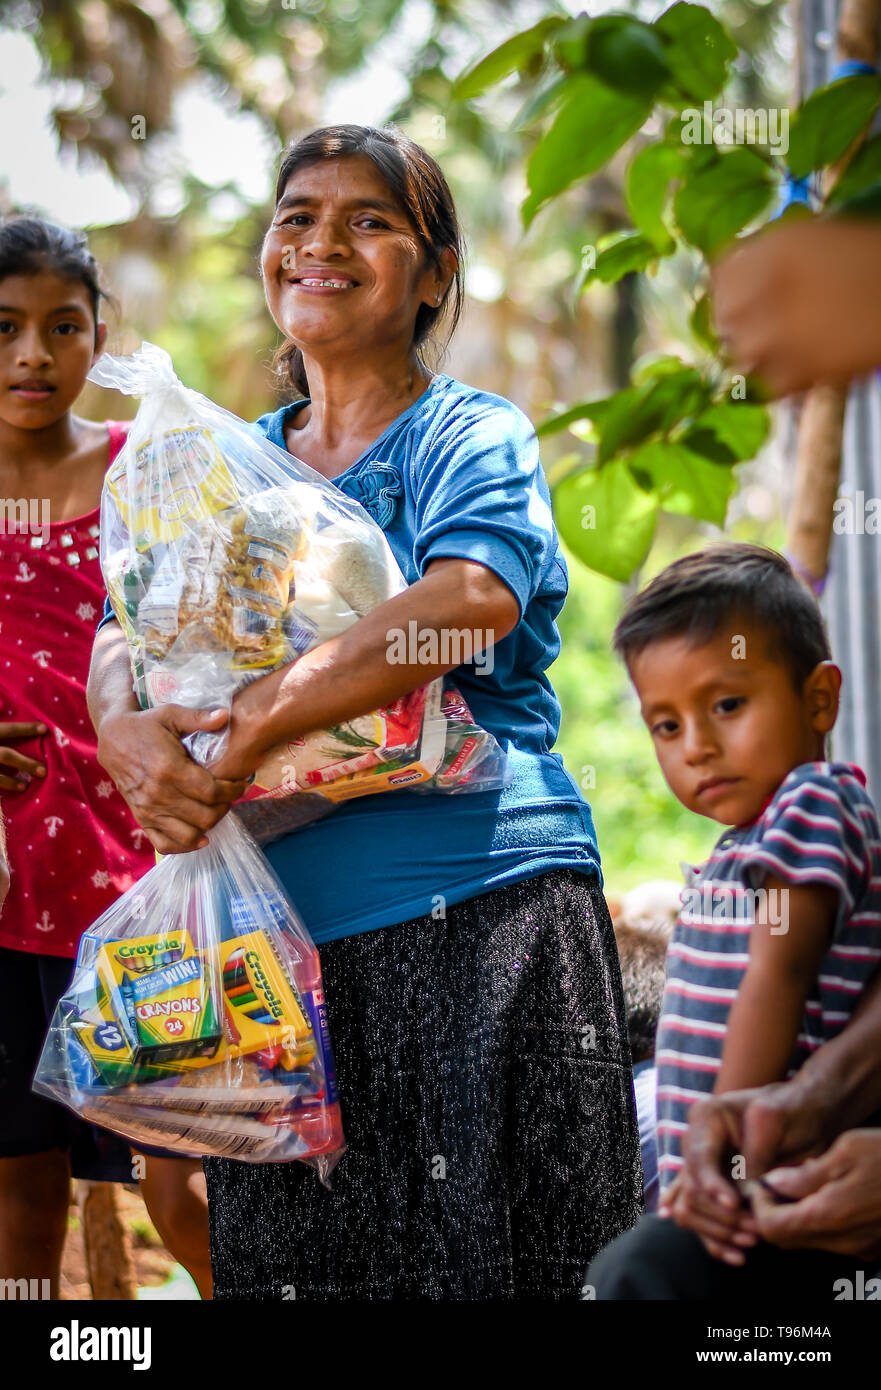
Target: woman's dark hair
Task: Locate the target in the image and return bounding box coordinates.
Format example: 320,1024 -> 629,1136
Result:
0,215 -> 111,343
270,124 -> 465,397
613,542 -> 832,690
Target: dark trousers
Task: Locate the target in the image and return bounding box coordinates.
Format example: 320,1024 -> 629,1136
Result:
588,1214 -> 881,1300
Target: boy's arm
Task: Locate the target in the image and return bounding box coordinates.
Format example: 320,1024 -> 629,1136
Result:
713,874 -> 838,1093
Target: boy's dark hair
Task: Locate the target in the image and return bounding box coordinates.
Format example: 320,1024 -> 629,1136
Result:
613,924 -> 668,1064
0,215 -> 111,343
613,542 -> 831,688
270,124 -> 465,398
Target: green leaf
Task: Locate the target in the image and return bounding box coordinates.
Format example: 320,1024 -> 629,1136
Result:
626,140 -> 685,250
583,230 -> 662,286
788,74 -> 881,180
628,438 -> 736,525
536,394 -> 622,439
655,2 -> 738,103
673,147 -> 775,256
689,292 -> 719,353
674,426 -> 737,462
584,16 -> 670,98
524,72 -> 652,226
776,200 -> 814,223
553,460 -> 658,581
827,131 -> 881,204
829,177 -> 881,221
512,73 -> 568,131
680,401 -> 769,461
453,15 -> 568,100
551,13 -> 592,70
597,365 -> 708,463
632,353 -> 699,384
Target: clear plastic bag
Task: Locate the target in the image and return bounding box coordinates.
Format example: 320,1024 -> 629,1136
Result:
90,343 -> 508,842
418,685 -> 508,792
34,814 -> 345,1178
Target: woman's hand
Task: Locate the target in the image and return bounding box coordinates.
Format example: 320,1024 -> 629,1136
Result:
0,720 -> 48,792
752,1130 -> 881,1260
97,705 -> 248,855
204,701 -> 270,785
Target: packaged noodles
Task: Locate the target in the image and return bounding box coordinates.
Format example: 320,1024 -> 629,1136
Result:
90,343 -> 506,843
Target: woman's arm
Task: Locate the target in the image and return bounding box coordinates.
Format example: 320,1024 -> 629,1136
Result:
210,556 -> 519,781
89,557 -> 518,848
713,877 -> 837,1093
87,621 -> 249,854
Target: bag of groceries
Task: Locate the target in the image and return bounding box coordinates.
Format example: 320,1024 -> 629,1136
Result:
34,814 -> 345,1178
88,343 -> 507,843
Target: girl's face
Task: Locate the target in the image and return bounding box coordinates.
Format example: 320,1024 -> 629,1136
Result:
0,270 -> 106,430
261,154 -> 451,362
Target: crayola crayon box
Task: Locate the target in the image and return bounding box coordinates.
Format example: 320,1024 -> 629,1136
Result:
73,928 -> 222,1082
219,929 -> 314,1064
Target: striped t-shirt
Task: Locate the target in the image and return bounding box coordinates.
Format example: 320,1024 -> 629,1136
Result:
656,761 -> 881,1189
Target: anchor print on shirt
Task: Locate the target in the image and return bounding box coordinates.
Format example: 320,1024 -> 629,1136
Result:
33,650 -> 52,669
15,562 -> 35,583
35,909 -> 55,933
44,815 -> 64,838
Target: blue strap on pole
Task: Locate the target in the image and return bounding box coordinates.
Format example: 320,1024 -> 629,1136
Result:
829,59 -> 878,79
773,60 -> 880,220
772,174 -> 813,219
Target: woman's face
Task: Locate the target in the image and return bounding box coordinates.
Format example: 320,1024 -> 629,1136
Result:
262,154 -> 448,361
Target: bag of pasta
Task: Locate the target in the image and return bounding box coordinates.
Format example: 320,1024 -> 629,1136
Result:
89,343 -> 506,841
34,814 -> 345,1177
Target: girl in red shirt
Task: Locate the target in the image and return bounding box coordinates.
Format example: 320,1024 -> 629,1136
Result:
0,216 -> 212,1297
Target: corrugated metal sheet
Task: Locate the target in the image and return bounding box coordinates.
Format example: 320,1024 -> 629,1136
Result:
800,0 -> 881,797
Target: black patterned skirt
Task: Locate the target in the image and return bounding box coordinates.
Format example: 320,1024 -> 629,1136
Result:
203,867 -> 643,1300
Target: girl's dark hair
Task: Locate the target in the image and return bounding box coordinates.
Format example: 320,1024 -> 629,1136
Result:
270,124 -> 465,397
613,542 -> 832,690
0,215 -> 110,341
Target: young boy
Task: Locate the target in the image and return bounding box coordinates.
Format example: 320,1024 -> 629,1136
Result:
611,542 -> 881,1212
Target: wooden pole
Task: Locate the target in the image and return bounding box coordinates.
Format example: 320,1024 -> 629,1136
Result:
785,0 -> 881,590
78,1181 -> 137,1301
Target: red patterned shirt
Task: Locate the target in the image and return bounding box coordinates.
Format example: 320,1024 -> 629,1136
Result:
0,422 -> 154,957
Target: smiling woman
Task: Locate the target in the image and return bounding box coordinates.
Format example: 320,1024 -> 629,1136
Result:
89,125 -> 643,1301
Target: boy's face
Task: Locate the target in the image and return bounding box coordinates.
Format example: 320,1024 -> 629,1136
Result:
629,619 -> 840,827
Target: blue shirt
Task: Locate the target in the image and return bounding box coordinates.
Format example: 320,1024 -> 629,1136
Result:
101,373 -> 601,942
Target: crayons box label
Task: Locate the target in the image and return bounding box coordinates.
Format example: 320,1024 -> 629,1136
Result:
220,929 -> 313,1061
130,956 -> 221,1059
76,928 -> 222,1074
